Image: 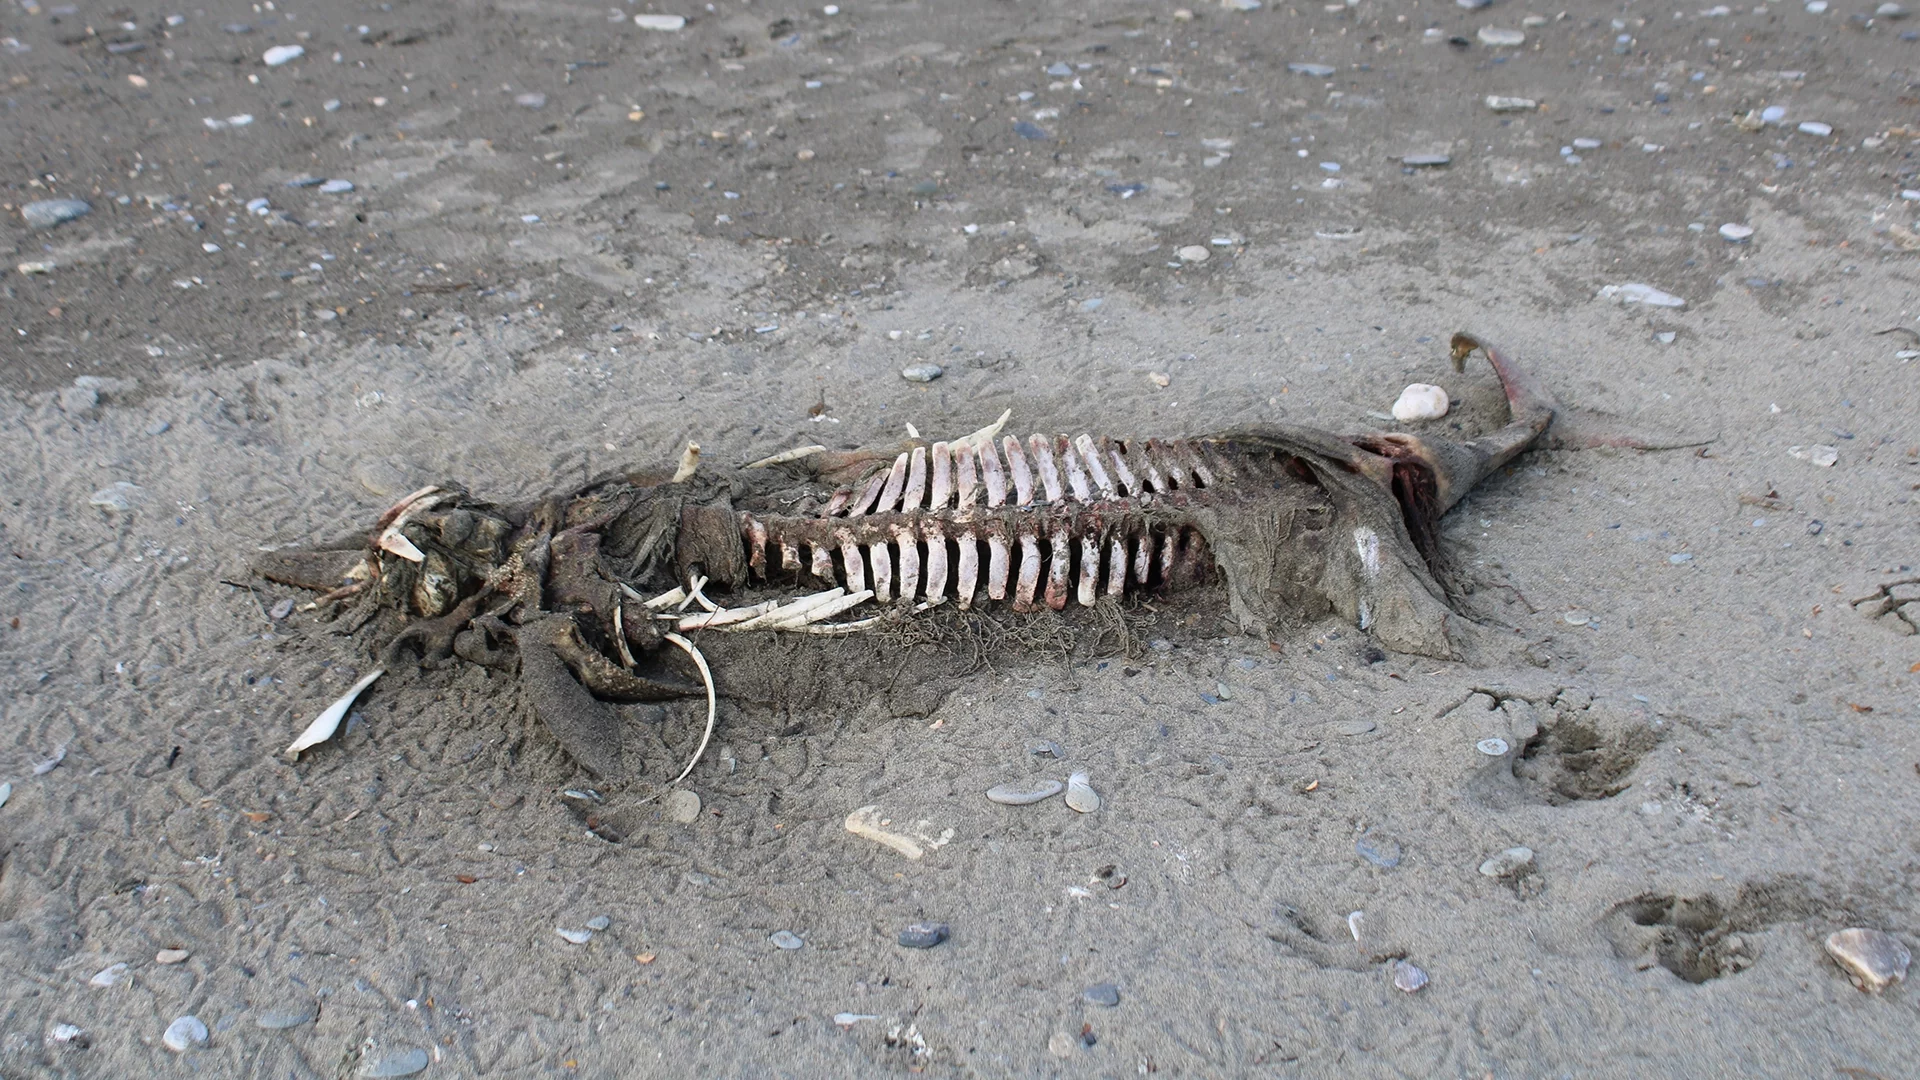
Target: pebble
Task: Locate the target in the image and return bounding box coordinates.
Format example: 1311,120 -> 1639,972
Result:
1402,153 -> 1451,167
1082,982 -> 1121,1007
1478,845 -> 1535,878
161,1016 -> 207,1053
586,915 -> 611,931
254,1004 -> 317,1029
1176,244 -> 1211,262
319,179 -> 355,194
1824,928 -> 1910,993
1599,283 -> 1685,308
261,44 -> 303,65
1476,737 -> 1510,756
1065,772 -> 1100,813
1573,138 -> 1603,150
287,175 -> 325,188
1012,120 -> 1051,140
1668,553 -> 1694,564
362,1047 -> 430,1077
901,362 -> 944,383
1655,332 -> 1677,344
21,199 -> 90,229
1220,0 -> 1261,10
155,948 -> 190,965
986,779 -> 1064,805
1287,62 -> 1336,77
1798,121 -> 1833,137
1391,383 -> 1450,421
1477,26 -> 1526,46
49,1023 -> 87,1046
269,597 -> 295,620
634,13 -> 686,29
770,930 -> 805,950
1047,1031 -> 1077,1057
897,922 -> 950,949
18,260 -> 54,275
664,788 -> 701,823
1484,96 -> 1537,112
1457,0 -> 1491,7
1355,832 -> 1402,869
1391,960 -> 1429,993
1719,223 -> 1754,243
1046,62 -> 1073,77
1333,719 -> 1377,736
556,927 -> 593,944
1762,105 -> 1787,124
1562,609 -> 1591,626
515,92 -> 547,109
88,963 -> 128,988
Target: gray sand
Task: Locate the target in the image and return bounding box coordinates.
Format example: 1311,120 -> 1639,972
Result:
2,0 -> 1917,1075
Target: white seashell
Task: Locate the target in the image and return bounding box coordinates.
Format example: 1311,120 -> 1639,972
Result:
1390,384 -> 1450,421
1825,928 -> 1910,993
556,927 -> 594,944
634,13 -> 686,29
284,668 -> 384,759
1065,771 -> 1101,813
1478,846 -> 1535,878
261,44 -> 304,65
1599,282 -> 1686,308
88,963 -> 128,988
1391,960 -> 1429,993
844,805 -> 953,860
162,1015 -> 207,1053
986,780 -> 1065,805
663,788 -> 701,823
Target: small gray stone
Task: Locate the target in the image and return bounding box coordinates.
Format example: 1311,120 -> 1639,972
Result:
664,788 -> 701,823
1082,982 -> 1120,1007
269,598 -> 296,620
770,929 -> 804,950
556,927 -> 593,944
1333,719 -> 1377,736
515,92 -> 547,109
59,384 -> 100,418
362,1047 -> 430,1077
254,1004 -> 317,1030
986,780 -> 1064,806
145,419 -> 172,436
161,1016 -> 208,1052
1402,154 -> 1451,167
22,199 -> 91,229
1287,62 -> 1336,77
1478,846 -> 1535,878
897,922 -> 950,949
319,179 -> 355,194
1046,62 -> 1073,76
1176,245 -> 1211,262
585,915 -> 611,931
286,175 -> 326,188
900,362 -> 944,383
1065,771 -> 1100,813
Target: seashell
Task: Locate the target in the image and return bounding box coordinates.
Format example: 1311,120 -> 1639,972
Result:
844,805 -> 953,860
1065,771 -> 1101,813
285,668 -> 384,759
1824,928 -> 1910,993
161,1015 -> 207,1053
1391,959 -> 1429,993
986,780 -> 1064,805
1478,846 -> 1535,878
1391,384 -> 1450,421
556,927 -> 593,945
88,963 -> 128,988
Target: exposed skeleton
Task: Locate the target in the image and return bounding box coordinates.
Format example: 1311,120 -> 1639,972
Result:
261,332 -> 1568,778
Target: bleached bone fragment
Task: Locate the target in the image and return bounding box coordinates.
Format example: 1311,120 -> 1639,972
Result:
837,531 -> 867,593
1153,440 -> 1189,488
285,668 -> 384,759
810,543 -> 836,581
1107,536 -> 1128,597
678,599 -> 781,630
1132,534 -> 1152,584
1003,436 -> 1035,506
922,520 -> 949,603
743,515 -> 769,577
1105,440 -> 1139,496
1046,526 -> 1072,610
1132,441 -> 1166,492
929,442 -> 952,509
743,444 -> 826,469
869,541 -> 893,601
1060,437 -> 1092,502
875,453 -> 910,513
672,441 -> 701,482
1180,443 -> 1216,487
894,525 -> 921,599
980,439 -> 1008,507
822,487 -> 853,518
779,536 -> 802,573
729,587 -> 845,631
986,522 -> 1010,600
377,527 -> 426,563
902,447 -> 928,510
1075,434 -> 1115,498
786,588 -> 875,627
955,531 -> 979,609
1158,531 -> 1178,581
847,471 -> 888,517
1391,383 -> 1451,421
1029,434 -> 1063,502
1016,526 -> 1043,611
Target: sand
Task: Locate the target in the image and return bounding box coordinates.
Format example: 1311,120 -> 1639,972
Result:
2,0 -> 1917,1075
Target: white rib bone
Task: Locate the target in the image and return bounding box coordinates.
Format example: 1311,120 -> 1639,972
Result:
1132,535 -> 1152,585
797,614 -> 884,635
1107,537 -> 1129,597
955,531 -> 979,609
869,541 -> 893,602
743,444 -> 827,469
986,525 -> 1010,601
1060,438 -> 1092,502
1158,531 -> 1177,580
810,543 -> 836,581
923,520 -> 949,603
1078,533 -> 1100,606
902,446 -> 928,511
728,587 -> 846,631
823,487 -> 854,517
954,408 -> 1012,452
847,470 -> 888,516
377,528 -> 426,563
1046,526 -> 1072,610
1075,434 -> 1115,498
1003,435 -> 1035,506
837,532 -> 867,593
684,575 -> 718,612
980,438 -> 1008,507
1016,528 -> 1043,610
894,525 -> 921,599
955,442 -> 979,508
636,583 -> 687,610
1106,441 -> 1139,497
929,441 -> 953,509
1156,442 -> 1189,489
875,452 -> 910,513
1181,444 -> 1215,487
785,588 -> 875,626
744,515 -> 769,578
677,599 -> 781,631
1029,434 -> 1063,502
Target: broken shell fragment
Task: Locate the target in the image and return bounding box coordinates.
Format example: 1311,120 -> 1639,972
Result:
376,527 -> 426,563
284,668 -> 384,759
844,805 -> 953,860
1391,384 -> 1450,421
1824,928 -> 1910,993
1391,959 -> 1429,993
1065,771 -> 1101,813
986,779 -> 1065,805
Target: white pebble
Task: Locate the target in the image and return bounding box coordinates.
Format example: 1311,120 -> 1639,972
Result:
900,362 -> 943,383
261,44 -> 303,65
1478,845 -> 1535,877
1719,223 -> 1754,242
1798,121 -> 1833,136
1390,383 -> 1449,421
663,788 -> 701,823
1477,26 -> 1525,45
1391,960 -> 1429,993
1176,244 -> 1210,262
1475,737 -> 1510,756
162,1016 -> 208,1053
1599,282 -> 1685,308
88,963 -> 128,988
556,927 -> 593,944
1484,96 -> 1537,112
634,13 -> 686,30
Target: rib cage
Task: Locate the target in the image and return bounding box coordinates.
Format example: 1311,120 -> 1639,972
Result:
736,435 -> 1238,612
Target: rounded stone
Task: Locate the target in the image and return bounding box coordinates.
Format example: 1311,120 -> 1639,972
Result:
664,789 -> 701,823
1082,982 -> 1121,1007
986,780 -> 1064,806
897,922 -> 951,949
1391,383 -> 1450,421
162,1016 -> 208,1053
1562,609 -> 1591,626
1176,245 -> 1211,262
770,930 -> 805,950
1719,223 -> 1754,243
1476,737 -> 1510,756
901,362 -> 944,383
1402,154 -> 1451,167
1333,719 -> 1377,736
362,1047 -> 430,1077
1477,26 -> 1526,45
